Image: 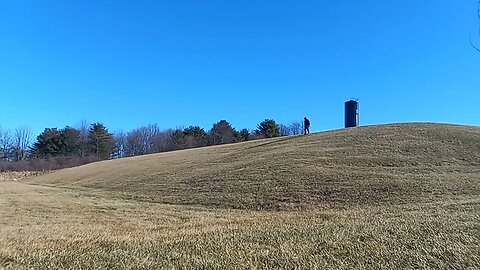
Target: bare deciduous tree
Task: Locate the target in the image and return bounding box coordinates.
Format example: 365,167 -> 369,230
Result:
77,119 -> 90,157
125,124 -> 161,156
126,129 -> 143,156
151,129 -> 175,153
142,124 -> 160,153
289,121 -> 303,135
0,127 -> 14,161
113,130 -> 127,158
471,1 -> 480,53
14,126 -> 32,161
279,124 -> 291,136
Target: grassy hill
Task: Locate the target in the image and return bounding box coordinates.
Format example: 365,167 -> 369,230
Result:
27,122 -> 480,209
2,123 -> 479,269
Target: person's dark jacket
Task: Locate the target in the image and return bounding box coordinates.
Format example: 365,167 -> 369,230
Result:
304,118 -> 310,127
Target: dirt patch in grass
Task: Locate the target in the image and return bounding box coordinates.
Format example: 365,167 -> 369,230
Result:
0,171 -> 49,182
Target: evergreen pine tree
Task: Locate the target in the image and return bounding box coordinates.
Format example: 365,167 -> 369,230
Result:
255,119 -> 280,138
88,123 -> 114,159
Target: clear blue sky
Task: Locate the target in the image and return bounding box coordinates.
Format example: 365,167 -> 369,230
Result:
1,1 -> 479,136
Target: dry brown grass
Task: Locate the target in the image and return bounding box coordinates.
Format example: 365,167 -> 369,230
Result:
1,123 -> 479,269
27,123 -> 480,209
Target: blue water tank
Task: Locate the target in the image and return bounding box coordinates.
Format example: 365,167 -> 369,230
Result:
345,100 -> 359,128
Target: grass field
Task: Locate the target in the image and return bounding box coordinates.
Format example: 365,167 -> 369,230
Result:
1,123 -> 479,269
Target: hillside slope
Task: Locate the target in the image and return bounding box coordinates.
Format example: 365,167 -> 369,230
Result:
27,123 -> 480,210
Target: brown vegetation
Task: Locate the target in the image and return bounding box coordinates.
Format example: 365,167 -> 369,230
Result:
0,156 -> 99,172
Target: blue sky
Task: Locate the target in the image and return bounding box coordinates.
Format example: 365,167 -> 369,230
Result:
1,1 -> 479,136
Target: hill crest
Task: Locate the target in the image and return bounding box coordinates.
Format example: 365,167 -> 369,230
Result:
27,123 -> 480,210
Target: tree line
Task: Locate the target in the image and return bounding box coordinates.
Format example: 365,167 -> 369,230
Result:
0,119 -> 306,171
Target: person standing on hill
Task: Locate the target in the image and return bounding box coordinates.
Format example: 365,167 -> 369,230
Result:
304,117 -> 310,135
